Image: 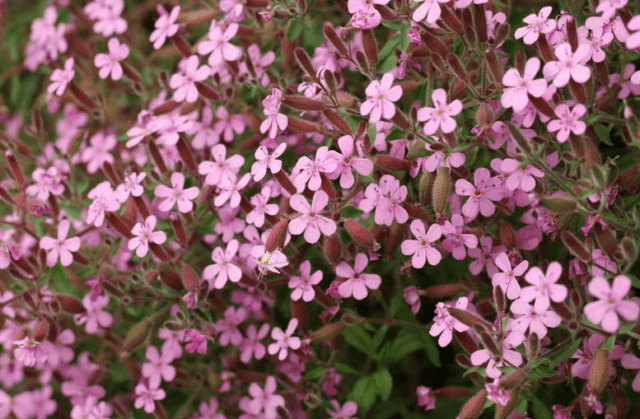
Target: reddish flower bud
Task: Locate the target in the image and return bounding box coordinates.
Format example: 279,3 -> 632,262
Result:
435,386 -> 471,398
287,116 -> 319,133
195,81 -> 220,100
373,4 -> 397,21
561,231 -> 591,262
375,155 -> 411,172
419,171 -> 434,206
323,25 -> 348,56
121,318 -> 153,354
294,47 -> 316,78
588,348 -> 610,394
390,108 -> 411,130
422,283 -> 466,298
181,264 -> 200,293
266,219 -> 288,252
448,307 -> 492,330
344,219 -> 379,250
57,294 -> 85,314
283,95 -> 326,111
499,369 -> 527,390
457,389 -> 487,419
402,203 -> 430,221
292,300 -> 308,332
432,166 -> 451,215
177,9 -> 217,26
323,234 -> 342,265
594,224 -> 618,259
362,29 -> 378,67
32,319 -> 50,341
4,151 -> 25,186
309,321 -> 346,342
323,109 -> 353,135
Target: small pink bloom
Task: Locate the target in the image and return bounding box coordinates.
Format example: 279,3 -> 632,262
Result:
412,0 -> 449,24
268,319 -> 301,361
288,191 -> 337,244
13,337 -> 48,367
543,43 -> 592,87
128,215 -> 167,258
417,89 -> 462,135
203,239 -> 242,289
442,214 -> 478,260
260,88 -> 288,139
518,262 -> 567,311
429,296 -> 470,347
149,6 -> 180,50
251,143 -> 286,181
416,386 -> 435,410
584,275 -> 640,333
360,72 -> 402,123
169,55 -> 210,103
547,103 -> 587,143
240,323 -> 270,363
404,286 -> 421,314
455,168 -> 503,220
326,399 -> 359,419
154,172 -> 200,213
74,294 -> 113,334
492,252 -> 529,300
141,346 -> 176,389
48,57 -> 75,96
326,135 -> 374,189
337,253 -> 382,300
514,6 -> 554,45
39,220 -> 81,267
247,376 -> 285,419
134,382 -> 166,414
184,329 -> 208,354
501,57 -> 547,112
198,22 -> 243,66
288,260 -> 323,302
198,144 -> 244,186
401,220 -> 442,268
94,37 -> 129,80
509,298 -> 561,338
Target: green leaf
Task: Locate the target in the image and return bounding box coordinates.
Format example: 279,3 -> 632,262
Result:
400,23 -> 410,52
531,398 -> 553,419
303,366 -> 326,380
368,124 -> 377,146
379,328 -> 440,367
381,21 -> 403,31
377,53 -> 398,74
341,205 -> 364,219
49,262 -> 76,295
287,20 -> 303,41
594,123 -> 613,146
373,369 -> 393,401
349,375 -> 377,412
628,274 -> 640,289
378,35 -> 401,61
343,325 -> 376,357
76,265 -> 97,279
335,363 -> 359,375
548,338 -> 583,364
586,112 -> 604,124
371,325 -> 388,350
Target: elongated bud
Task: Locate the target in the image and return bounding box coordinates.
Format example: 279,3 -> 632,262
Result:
292,300 -> 308,332
171,33 -> 193,57
440,5 -> 462,32
473,4 -> 487,43
355,50 -> 369,73
150,243 -> 171,261
447,54 -> 467,80
160,270 -> 184,291
485,50 -> 503,84
419,171 -> 434,206
384,222 -> 404,259
320,174 -> 339,200
476,103 -> 493,127
588,348 -> 610,394
499,369 -> 527,390
344,219 -> 379,250
478,331 -> 500,356
373,4 -> 396,20
448,307 -> 491,330
170,213 -> 187,244
107,213 -> 135,238
493,286 -> 505,313
151,101 -> 181,116
5,151 -> 25,186
148,141 -> 168,174
505,122 -> 531,154
620,234 -> 638,264
422,283 -> 465,298
390,108 -> 411,130
323,109 -> 352,135
432,166 -> 451,215
181,264 -> 200,293
68,81 -> 97,109
323,25 -> 348,56
494,388 -> 519,419
177,135 -> 197,173
594,224 -> 618,259
294,47 -> 316,77
309,322 -> 347,342
283,96 -> 325,111
273,171 -> 297,195
266,220 -> 288,252
536,35 -> 554,62
0,186 -> 14,204
566,17 -> 578,51
455,353 -> 473,368
177,9 -> 217,26
323,234 -> 342,265
335,91 -> 359,109
195,81 -> 220,100
528,95 -> 555,118
121,318 -> 153,353
57,294 -> 85,314
421,31 -> 448,58
435,386 -> 471,398
375,155 -> 411,172
458,389 -> 487,419
561,231 -> 591,262
594,84 -> 620,112
498,221 -> 515,248
541,196 -> 577,213
323,69 -> 337,93
102,161 -> 121,184
287,116 -> 319,133
402,203 -> 430,221
33,319 -> 50,341
526,332 -> 539,359
362,29 -> 378,68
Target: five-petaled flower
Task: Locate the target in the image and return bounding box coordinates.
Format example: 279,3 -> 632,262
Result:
48,57 -> 75,96
94,37 -> 129,80
501,57 -> 547,112
288,190 -> 337,244
288,260 -> 323,302
128,215 -> 167,258
154,172 -> 200,213
418,89 -> 463,135
39,220 -> 81,267
547,103 -> 587,143
401,220 -> 442,268
268,319 -> 301,361
337,253 -> 382,300
360,72 -> 402,123
584,275 -> 640,334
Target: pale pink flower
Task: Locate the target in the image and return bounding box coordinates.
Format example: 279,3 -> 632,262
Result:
251,143 -> 286,181
412,0 -> 449,24
134,382 -> 165,414
501,57 -> 547,112
128,215 -> 167,258
621,353 -> 640,392
247,376 -> 285,419
48,57 -> 74,96
86,181 -> 120,227
626,15 -> 640,50
429,296 -> 470,347
214,173 -> 251,208
288,191 -> 337,244
141,346 -> 176,389
514,6 -> 554,45
239,323 -> 270,363
486,381 -> 510,406
115,172 -> 146,203
260,88 -> 288,138
442,214 -> 478,260
198,22 -> 243,66
213,106 -> 246,142
149,6 -> 180,50
359,174 -> 409,226
268,319 -> 301,361
288,260 -> 323,302
543,43 -> 592,87
327,400 -> 359,418
170,55 -> 211,103
80,131 -> 117,174
74,294 -> 113,334
337,253 -> 381,300
455,168 -> 503,220
417,89 -> 463,135
509,298 -> 561,338
518,262 -> 567,311
247,187 -> 278,228
404,286 -> 421,314
492,252 -> 528,300
203,239 -> 242,289
571,334 -> 623,379
500,158 -> 544,192
13,337 -> 47,367
350,5 -> 382,30
94,37 -> 129,80
584,275 -> 640,334
292,146 -> 339,192
401,220 -> 442,268
39,220 -> 81,267
547,103 -> 587,143
360,72 -> 402,123
154,172 -> 199,213
416,386 -> 435,411
326,135 -> 374,189
198,144 -> 244,186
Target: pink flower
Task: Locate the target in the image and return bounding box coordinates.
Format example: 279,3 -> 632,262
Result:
214,173 -> 251,208
288,260 -> 323,302
149,6 -> 180,50
239,323 -> 270,363
412,0 -> 449,24
134,382 -> 166,413
326,135 -> 374,189
128,215 -> 167,258
13,337 -> 47,367
48,57 -> 75,96
326,400 -> 359,419
260,88 -> 288,139
492,252 -> 529,300
184,329 -> 208,354
80,132 -> 117,174
501,57 -> 547,112
584,275 -> 640,334
198,144 -> 244,186
500,158 -> 544,192
292,146 -> 339,192
455,168 -> 503,220
203,239 -> 242,289
416,386 -> 435,411
359,175 -> 409,226
74,294 -> 113,334
39,220 -> 81,267
509,298 -> 561,338
170,55 -> 211,103
288,191 -> 337,244
268,319 -> 301,361
87,181 -> 121,227
571,335 -> 623,379
195,397 -> 225,419
154,172 -> 200,213
401,220 -> 442,268
360,72 -> 402,123
247,187 -> 279,228
547,103 -> 587,143
198,22 -> 243,66
404,286 -> 421,314
337,253 -> 382,300
621,352 -> 640,392
417,89 -> 462,135
442,214 -> 478,260
518,262 -> 567,311
429,296 -> 470,347
141,346 -> 176,389
94,37 -> 129,80
247,376 -> 285,419
486,381 -> 510,406
514,6 -> 554,45
115,172 -> 146,203
543,43 -> 592,87
213,106 -> 246,142
251,143 -> 286,181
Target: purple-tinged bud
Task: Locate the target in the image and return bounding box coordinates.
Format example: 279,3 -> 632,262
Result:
121,318 -> 153,354
432,166 -> 451,215
292,300 -> 308,333
439,6 -> 462,32
56,294 -> 85,314
287,116 -> 319,133
473,4 -> 487,43
323,234 -> 342,265
0,186 -> 14,204
323,109 -> 352,135
536,35 -> 554,62
373,4 -> 396,21
273,171 -> 297,196
355,50 -> 369,74
528,95 -> 555,118
390,108 -> 411,130
455,353 -> 473,368
375,155 -> 411,172
68,81 -> 97,110
566,17 -> 579,51
384,222 -> 404,259
588,348 -> 610,394
505,122 -> 531,154
177,9 -> 217,26
499,369 -> 527,390
177,135 -> 198,173
422,283 -> 466,298
594,224 -> 618,259
448,308 -> 492,330
436,386 -> 471,398
160,270 -> 184,291
133,195 -> 151,218
283,95 -> 326,111
493,286 -> 505,313
561,231 -> 591,262
323,25 -> 348,56
181,264 -> 200,293
421,32 -> 448,58
170,33 -> 193,57
620,234 -> 638,264
402,203 -> 430,221
149,243 -> 171,261
457,389 -> 487,419
594,83 -> 619,112
152,101 -> 181,116
419,171 -> 434,206
195,81 -> 220,101
148,141 -> 168,174
4,151 -> 25,186
493,23 -> 509,46
362,29 -> 378,68
344,219 -> 379,251
446,54 -> 467,80
309,321 -> 346,342
478,331 -> 500,357
335,91 -> 359,109
294,47 -> 316,78
526,332 -> 538,359
551,302 -> 573,322
121,62 -> 141,83
569,79 -> 588,104
170,213 -> 187,245
107,213 -> 134,239
33,319 -> 50,341
266,220 -> 288,253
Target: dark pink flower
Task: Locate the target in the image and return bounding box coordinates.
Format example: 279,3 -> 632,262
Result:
337,253 -> 381,300
584,275 -> 640,333
94,37 -> 129,80
360,72 -> 402,123
418,89 -> 463,135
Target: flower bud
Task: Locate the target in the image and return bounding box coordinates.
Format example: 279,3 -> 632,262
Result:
478,331 -> 500,357
362,29 -> 378,67
294,47 -> 316,77
446,54 -> 467,80
493,286 -> 505,313
33,319 -> 50,341
323,109 -> 352,135
435,386 -> 471,398
375,155 -> 411,172
323,25 -> 348,56
283,95 -> 326,111
620,234 -> 638,264
476,103 -> 493,127
499,369 -> 527,390
292,300 -> 308,332
309,321 -> 347,342
422,283 -> 466,298
440,6 -> 462,32
177,9 -> 217,26
323,234 -> 342,265
266,220 -> 288,252
4,151 -> 25,186
594,224 -> 618,259
181,264 -> 200,293
457,389 -> 487,419
335,91 -> 360,109
540,196 -> 577,214
473,4 -> 488,43
526,332 -> 539,359
390,109 -> 411,130
273,171 -> 297,195
373,4 -> 397,20
419,171 -> 434,206
402,203 -> 430,221
420,31 -> 448,58
494,388 -> 519,419
195,81 -> 220,100
344,219 -> 379,250
588,348 -> 610,394
505,122 -> 531,154
432,166 -> 451,215
121,318 -> 153,354
177,135 -> 197,173
355,50 -> 369,73
287,116 -> 319,133
528,95 -> 555,118
57,294 -> 85,314
561,231 -> 591,262
448,307 -> 492,330
455,353 -> 473,368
